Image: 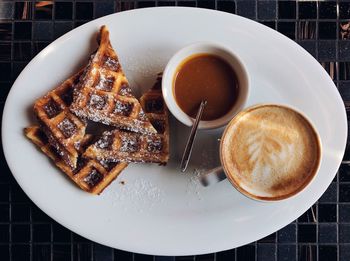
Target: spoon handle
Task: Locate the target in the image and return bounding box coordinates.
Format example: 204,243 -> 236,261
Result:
180,100 -> 207,172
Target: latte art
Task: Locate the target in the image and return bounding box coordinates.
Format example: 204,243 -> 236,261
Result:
221,105 -> 321,200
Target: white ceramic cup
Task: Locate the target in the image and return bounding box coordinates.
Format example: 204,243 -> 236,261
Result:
162,42 -> 250,129
201,104 -> 322,202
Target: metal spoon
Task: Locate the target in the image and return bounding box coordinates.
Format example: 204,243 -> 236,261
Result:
180,100 -> 207,172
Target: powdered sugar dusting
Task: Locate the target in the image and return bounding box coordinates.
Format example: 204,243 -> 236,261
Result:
138,110 -> 147,121
85,129 -> 167,164
118,84 -> 132,97
96,131 -> 113,149
185,170 -> 203,205
57,118 -> 77,138
120,133 -> 140,152
89,94 -> 107,110
102,56 -> 119,71
185,145 -> 220,205
146,135 -> 162,152
101,178 -> 165,214
95,73 -> 114,91
71,106 -> 155,134
114,100 -> 133,116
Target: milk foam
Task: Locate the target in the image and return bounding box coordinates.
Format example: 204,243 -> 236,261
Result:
221,105 -> 321,200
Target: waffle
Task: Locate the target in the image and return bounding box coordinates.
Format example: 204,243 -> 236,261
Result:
33,70 -> 87,169
139,74 -> 169,159
83,129 -> 168,164
70,25 -> 156,135
83,76 -> 170,165
24,126 -> 128,195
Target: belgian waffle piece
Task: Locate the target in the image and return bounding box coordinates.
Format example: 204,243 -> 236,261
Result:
70,25 -> 156,135
140,74 -> 169,159
33,70 -> 87,169
83,76 -> 169,164
24,126 -> 128,195
83,129 -> 168,164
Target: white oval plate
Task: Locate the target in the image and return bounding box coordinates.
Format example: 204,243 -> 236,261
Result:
2,7 -> 347,256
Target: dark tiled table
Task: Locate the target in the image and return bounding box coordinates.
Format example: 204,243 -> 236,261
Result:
0,1 -> 349,261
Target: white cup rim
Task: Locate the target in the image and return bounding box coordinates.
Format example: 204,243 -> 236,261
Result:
162,42 -> 250,129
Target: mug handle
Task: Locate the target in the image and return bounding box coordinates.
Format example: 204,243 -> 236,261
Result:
200,166 -> 227,186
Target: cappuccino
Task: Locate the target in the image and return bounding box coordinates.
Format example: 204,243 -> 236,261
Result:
220,104 -> 321,201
